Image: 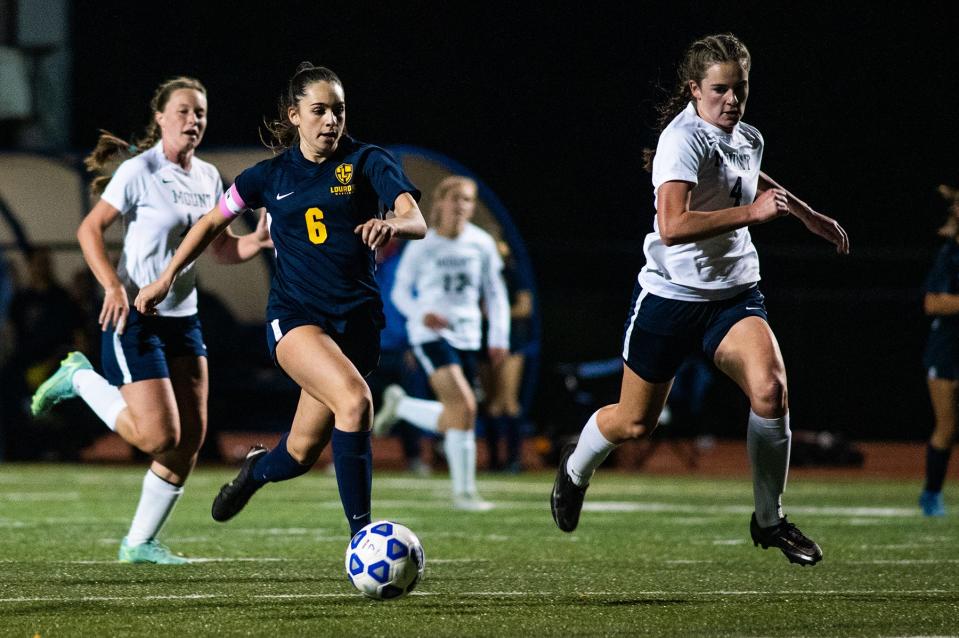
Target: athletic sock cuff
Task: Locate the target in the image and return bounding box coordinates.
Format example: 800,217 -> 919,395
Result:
332,428 -> 371,455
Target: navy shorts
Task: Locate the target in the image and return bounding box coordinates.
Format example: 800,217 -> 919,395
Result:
412,339 -> 478,382
101,309 -> 207,386
622,282 -> 769,383
924,320 -> 959,380
266,300 -> 383,378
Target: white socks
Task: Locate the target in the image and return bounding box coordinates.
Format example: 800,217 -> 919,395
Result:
463,429 -> 478,496
126,470 -> 184,546
444,429 -> 478,497
566,411 -> 617,487
746,410 -> 791,528
72,369 -> 126,431
396,396 -> 443,434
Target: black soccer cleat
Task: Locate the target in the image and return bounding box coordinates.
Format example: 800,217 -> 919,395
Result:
212,445 -> 268,522
551,442 -> 588,532
750,513 -> 823,566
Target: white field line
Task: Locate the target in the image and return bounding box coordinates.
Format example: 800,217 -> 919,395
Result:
0,499 -> 926,537
853,559 -> 959,564
0,589 -> 954,604
0,557 -> 485,565
6,557 -> 959,568
372,499 -> 920,518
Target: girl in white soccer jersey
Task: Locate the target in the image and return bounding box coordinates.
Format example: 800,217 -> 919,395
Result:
31,77 -> 273,563
377,176 -> 510,510
550,34 -> 849,566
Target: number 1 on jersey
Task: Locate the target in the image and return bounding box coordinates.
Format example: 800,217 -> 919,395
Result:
305,207 -> 328,244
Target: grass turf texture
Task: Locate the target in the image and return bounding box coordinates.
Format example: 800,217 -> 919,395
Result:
1,465 -> 957,637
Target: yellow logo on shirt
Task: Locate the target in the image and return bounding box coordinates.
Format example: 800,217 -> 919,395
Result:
335,163 -> 353,185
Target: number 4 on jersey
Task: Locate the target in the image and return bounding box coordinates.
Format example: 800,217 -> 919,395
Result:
729,177 -> 743,207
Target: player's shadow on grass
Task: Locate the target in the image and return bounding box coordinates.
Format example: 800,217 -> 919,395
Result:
378,596 -> 692,614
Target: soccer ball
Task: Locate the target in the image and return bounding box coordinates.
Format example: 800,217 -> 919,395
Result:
345,520 -> 425,600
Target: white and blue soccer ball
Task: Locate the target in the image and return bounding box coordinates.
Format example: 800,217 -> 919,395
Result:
345,520 -> 425,600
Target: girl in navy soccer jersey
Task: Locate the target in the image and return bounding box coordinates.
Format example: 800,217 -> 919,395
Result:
550,34 -> 849,566
135,63 -> 426,537
918,187 -> 959,516
31,77 -> 274,564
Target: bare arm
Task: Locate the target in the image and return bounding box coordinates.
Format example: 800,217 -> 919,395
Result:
759,172 -> 849,254
354,192 -> 427,249
924,292 -> 959,316
656,180 -> 789,246
133,207 -> 235,314
209,210 -> 273,264
511,289 -> 533,320
482,256 -> 511,366
77,199 -> 130,333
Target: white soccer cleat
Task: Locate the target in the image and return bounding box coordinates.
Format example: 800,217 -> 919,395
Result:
453,492 -> 495,512
372,384 -> 406,436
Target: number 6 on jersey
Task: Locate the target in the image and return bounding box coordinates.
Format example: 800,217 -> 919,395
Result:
305,207 -> 328,244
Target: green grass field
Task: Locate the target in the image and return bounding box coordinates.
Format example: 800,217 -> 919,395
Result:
1,465 -> 957,637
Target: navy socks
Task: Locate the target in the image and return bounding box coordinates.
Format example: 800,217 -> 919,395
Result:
925,444 -> 952,493
253,433 -> 311,484
333,428 -> 373,536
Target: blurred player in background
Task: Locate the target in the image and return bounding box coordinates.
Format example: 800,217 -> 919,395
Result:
480,239 -> 534,473
135,63 -> 426,538
918,185 -> 959,516
366,236 -> 432,476
31,76 -> 273,563
551,34 -> 849,566
375,175 -> 510,510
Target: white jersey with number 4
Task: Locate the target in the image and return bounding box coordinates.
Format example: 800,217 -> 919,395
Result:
392,223 -> 510,351
100,142 -> 223,316
639,101 -> 763,301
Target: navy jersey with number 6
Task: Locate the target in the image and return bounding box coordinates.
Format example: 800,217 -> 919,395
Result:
225,137 -> 420,323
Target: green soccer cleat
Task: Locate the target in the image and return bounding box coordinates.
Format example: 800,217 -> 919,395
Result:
118,538 -> 190,564
30,351 -> 92,417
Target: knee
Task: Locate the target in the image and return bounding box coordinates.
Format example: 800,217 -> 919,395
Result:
449,393 -> 477,425
335,385 -> 373,431
750,376 -> 788,417
932,418 -> 957,440
144,430 -> 179,456
485,402 -> 504,418
503,399 -> 521,417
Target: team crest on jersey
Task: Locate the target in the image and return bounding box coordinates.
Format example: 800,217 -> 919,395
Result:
331,163 -> 356,195
335,164 -> 353,185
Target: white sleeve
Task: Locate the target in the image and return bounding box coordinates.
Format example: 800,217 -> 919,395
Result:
99,157 -> 145,214
481,239 -> 510,350
651,126 -> 704,191
390,242 -> 423,324
213,169 -> 225,202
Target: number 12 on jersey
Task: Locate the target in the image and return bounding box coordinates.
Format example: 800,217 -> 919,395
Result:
305,207 -> 328,244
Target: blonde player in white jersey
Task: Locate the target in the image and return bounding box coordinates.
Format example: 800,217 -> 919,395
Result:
376,176 -> 510,510
30,77 -> 273,563
551,34 -> 849,566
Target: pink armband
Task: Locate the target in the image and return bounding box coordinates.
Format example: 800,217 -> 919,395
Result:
218,183 -> 248,219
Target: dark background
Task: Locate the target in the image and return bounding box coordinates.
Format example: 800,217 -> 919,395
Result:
69,2 -> 958,440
